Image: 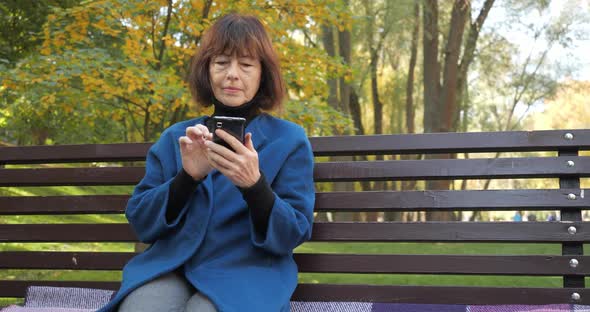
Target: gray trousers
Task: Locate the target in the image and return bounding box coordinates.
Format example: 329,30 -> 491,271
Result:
117,271 -> 218,312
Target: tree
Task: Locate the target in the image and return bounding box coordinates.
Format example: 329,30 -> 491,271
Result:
1,0 -> 350,144
529,81 -> 590,130
421,0 -> 495,221
0,0 -> 80,65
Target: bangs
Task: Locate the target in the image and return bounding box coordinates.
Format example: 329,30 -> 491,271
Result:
208,18 -> 262,59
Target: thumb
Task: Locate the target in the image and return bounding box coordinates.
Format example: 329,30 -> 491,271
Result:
245,133 -> 255,151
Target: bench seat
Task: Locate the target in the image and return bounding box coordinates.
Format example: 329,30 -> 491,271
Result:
1,129 -> 589,309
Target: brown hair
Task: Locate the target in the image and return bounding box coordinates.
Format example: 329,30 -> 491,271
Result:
188,13 -> 285,111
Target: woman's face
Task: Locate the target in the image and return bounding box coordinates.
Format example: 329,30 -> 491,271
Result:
209,53 -> 262,107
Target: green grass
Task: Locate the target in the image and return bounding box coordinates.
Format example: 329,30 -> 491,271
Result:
0,242 -> 134,252
0,185 -> 134,197
295,242 -> 562,255
2,214 -> 127,224
295,242 -> 564,287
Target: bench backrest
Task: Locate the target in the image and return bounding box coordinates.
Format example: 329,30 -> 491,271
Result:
1,129 -> 589,304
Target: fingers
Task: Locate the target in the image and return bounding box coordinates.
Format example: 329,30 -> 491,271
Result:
206,148 -> 236,172
214,129 -> 248,153
244,133 -> 254,151
196,124 -> 213,140
205,138 -> 236,161
180,124 -> 213,153
186,124 -> 212,143
179,136 -> 194,151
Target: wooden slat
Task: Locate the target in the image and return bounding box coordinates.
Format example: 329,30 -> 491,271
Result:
0,252 -> 134,270
2,222 -> 590,242
1,281 -> 588,304
0,224 -> 137,242
0,167 -> 144,186
2,156 -> 589,186
0,143 -> 151,164
2,189 -> 588,215
1,252 -> 588,276
310,129 -> 590,156
314,189 -> 590,211
314,157 -> 590,182
1,130 -> 588,164
292,284 -> 590,304
0,195 -> 129,215
310,222 -> 590,242
295,254 -> 590,275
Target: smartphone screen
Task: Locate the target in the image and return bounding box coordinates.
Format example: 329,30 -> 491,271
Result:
206,116 -> 246,151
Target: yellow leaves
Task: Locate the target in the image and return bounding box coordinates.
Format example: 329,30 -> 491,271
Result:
127,83 -> 137,94
61,103 -> 74,114
112,110 -> 123,121
171,98 -> 184,111
191,0 -> 204,11
41,94 -> 56,105
162,35 -> 175,47
123,37 -> 142,59
148,103 -> 164,113
40,43 -> 52,56
93,19 -> 120,37
530,80 -> 590,130
12,0 -> 353,141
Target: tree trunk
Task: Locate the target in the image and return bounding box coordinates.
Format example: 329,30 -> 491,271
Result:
421,0 -> 495,221
422,0 -> 449,221
338,0 -> 352,118
349,89 -> 364,136
321,24 -> 339,115
406,0 -> 419,135
401,0 -> 420,223
322,23 -> 355,222
440,0 -> 469,133
364,0 -> 385,222
422,0 -> 441,134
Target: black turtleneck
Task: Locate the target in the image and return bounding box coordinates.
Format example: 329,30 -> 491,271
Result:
210,96 -> 260,124
165,98 -> 275,237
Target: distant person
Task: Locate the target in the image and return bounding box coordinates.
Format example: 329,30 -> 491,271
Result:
512,211 -> 522,222
547,212 -> 557,222
98,13 -> 315,312
527,213 -> 537,222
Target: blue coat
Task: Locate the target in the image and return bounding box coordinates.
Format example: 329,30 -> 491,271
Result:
98,113 -> 315,312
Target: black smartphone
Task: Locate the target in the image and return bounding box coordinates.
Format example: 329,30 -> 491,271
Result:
206,116 -> 246,151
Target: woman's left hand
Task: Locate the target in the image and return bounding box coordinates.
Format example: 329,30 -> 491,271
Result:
205,129 -> 261,188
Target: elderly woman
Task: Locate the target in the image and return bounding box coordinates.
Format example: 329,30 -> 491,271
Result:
98,13 -> 315,312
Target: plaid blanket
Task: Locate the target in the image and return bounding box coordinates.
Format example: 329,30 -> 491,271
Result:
1,286 -> 589,312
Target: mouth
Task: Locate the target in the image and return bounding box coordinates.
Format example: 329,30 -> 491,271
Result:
223,87 -> 241,93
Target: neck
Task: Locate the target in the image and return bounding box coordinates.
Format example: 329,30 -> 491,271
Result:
212,97 -> 260,124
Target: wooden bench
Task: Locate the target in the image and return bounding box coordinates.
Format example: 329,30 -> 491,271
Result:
1,129 -> 589,306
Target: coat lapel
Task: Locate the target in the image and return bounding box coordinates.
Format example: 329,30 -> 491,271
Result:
246,114 -> 269,151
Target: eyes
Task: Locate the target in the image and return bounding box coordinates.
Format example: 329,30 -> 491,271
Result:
213,56 -> 257,68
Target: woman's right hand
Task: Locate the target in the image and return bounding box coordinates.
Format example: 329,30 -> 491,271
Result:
178,124 -> 213,180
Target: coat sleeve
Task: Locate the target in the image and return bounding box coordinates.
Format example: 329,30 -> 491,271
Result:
125,132 -> 190,244
249,129 -> 315,256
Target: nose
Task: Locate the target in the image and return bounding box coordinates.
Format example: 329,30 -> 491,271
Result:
226,60 -> 239,81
